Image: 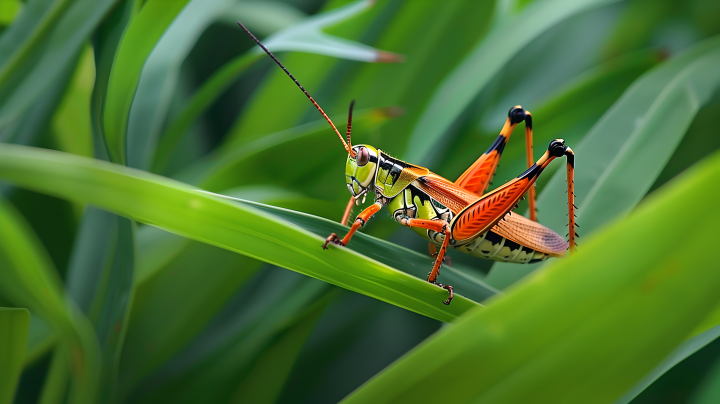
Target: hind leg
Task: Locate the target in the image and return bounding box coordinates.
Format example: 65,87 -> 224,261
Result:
454,106 -> 538,221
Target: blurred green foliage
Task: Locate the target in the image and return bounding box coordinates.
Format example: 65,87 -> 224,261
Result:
1,0 -> 720,403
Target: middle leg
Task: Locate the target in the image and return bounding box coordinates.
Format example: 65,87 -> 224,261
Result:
401,218 -> 454,305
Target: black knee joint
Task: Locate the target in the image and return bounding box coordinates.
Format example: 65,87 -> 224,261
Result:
508,107 -> 526,125
548,139 -> 567,157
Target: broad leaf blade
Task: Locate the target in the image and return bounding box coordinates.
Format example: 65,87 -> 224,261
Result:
343,149 -> 720,404
0,145 -> 482,322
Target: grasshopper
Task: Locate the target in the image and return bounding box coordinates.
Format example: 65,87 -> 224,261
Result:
238,22 -> 577,305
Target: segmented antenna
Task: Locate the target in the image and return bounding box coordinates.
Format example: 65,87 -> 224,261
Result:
347,100 -> 355,146
237,21 -> 356,157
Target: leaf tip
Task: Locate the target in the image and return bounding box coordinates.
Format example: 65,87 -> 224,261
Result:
375,51 -> 405,63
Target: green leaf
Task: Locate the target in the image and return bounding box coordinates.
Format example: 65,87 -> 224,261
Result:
688,339 -> 720,404
38,347 -> 71,404
343,149 -> 720,404
120,240 -> 263,392
94,217 -> 135,400
126,0 -> 270,170
0,0 -> 119,128
130,270 -> 330,403
103,0 -> 191,164
487,35 -> 720,289
0,199 -> 99,404
227,195 -> 500,304
405,0 -> 621,164
0,144 -> 482,323
89,0 -> 136,161
24,315 -> 54,366
0,307 -> 29,404
226,291 -> 331,404
614,324 -> 720,404
0,48 -> 78,148
51,45 -> 94,158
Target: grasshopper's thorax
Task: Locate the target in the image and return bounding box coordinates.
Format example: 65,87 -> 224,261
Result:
345,145 -> 379,202
374,151 -> 429,198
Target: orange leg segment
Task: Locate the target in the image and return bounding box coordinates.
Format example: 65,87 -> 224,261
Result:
428,242 -> 452,266
524,112 -> 538,222
566,147 -> 577,253
455,106 -> 526,196
323,202 -> 381,249
401,218 -> 454,305
340,196 -> 356,226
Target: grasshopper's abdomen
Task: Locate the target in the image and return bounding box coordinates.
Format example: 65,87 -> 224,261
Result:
455,231 -> 549,264
388,186 -> 549,264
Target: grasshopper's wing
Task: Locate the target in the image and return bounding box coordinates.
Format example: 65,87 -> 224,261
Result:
492,213 -> 568,256
413,171 -> 567,256
413,173 -> 480,215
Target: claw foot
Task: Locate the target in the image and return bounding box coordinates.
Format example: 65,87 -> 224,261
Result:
322,233 -> 345,249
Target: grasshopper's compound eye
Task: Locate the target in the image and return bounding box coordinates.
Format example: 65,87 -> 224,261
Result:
357,147 -> 370,167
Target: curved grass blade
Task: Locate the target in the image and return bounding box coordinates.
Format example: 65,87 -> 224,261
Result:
487,35 -> 720,289
222,194 -> 500,303
51,45 -> 95,158
0,144 -> 481,322
0,307 -> 29,404
405,0 -> 621,164
103,0 -> 191,164
89,0 -> 137,162
0,0 -> 119,128
343,149 -> 720,404
0,199 -> 100,404
121,185 -> 346,393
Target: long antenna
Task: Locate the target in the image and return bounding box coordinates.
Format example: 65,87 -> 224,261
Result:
347,100 -> 355,146
237,21 -> 356,157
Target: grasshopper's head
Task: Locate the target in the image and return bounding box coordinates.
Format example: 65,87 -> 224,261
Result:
345,144 -> 378,199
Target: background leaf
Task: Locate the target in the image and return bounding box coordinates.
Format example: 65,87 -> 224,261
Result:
0,307 -> 29,404
103,0 -> 192,164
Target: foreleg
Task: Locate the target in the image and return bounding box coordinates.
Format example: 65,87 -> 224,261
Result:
340,196 -> 356,226
323,202 -> 382,249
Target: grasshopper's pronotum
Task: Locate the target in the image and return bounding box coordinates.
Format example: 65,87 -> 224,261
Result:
238,22 -> 577,305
